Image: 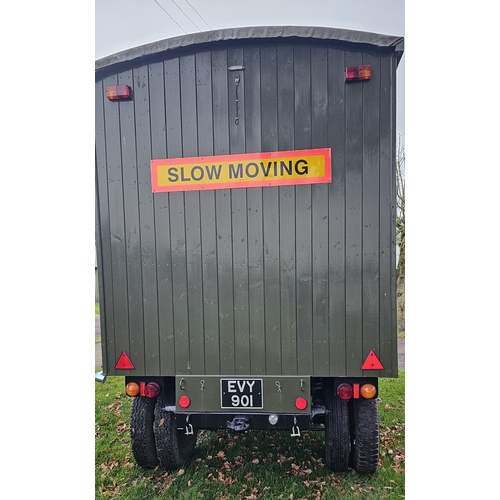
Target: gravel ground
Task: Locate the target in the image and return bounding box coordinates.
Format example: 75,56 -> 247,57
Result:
95,316 -> 405,371
398,339 -> 405,370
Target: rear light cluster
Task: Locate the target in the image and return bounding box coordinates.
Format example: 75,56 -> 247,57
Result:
345,64 -> 372,82
106,84 -> 131,100
125,382 -> 160,398
337,383 -> 376,400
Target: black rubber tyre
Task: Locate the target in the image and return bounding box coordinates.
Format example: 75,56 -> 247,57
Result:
130,396 -> 159,468
348,400 -> 355,469
154,384 -> 197,470
324,383 -> 350,472
350,398 -> 380,474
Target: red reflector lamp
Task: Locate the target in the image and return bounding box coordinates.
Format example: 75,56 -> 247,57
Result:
144,382 -> 160,398
295,397 -> 308,410
353,383 -> 360,399
345,65 -> 371,82
337,383 -> 353,400
106,84 -> 131,100
115,351 -> 135,369
361,350 -> 384,370
179,396 -> 191,408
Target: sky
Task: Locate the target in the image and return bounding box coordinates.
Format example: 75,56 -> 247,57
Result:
95,0 -> 405,144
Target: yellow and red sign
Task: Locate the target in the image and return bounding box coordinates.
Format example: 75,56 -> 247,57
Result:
151,148 -> 331,192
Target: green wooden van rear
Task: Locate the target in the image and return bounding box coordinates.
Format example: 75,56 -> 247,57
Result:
95,25 -> 403,474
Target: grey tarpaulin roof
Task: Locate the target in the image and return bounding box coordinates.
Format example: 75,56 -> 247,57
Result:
95,25 -> 404,73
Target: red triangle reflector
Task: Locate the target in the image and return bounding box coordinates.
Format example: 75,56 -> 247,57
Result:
115,351 -> 135,369
361,350 -> 384,370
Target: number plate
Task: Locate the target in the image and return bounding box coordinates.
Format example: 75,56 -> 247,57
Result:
220,379 -> 263,409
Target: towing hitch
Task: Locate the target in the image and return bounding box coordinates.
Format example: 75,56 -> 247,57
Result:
226,416 -> 250,432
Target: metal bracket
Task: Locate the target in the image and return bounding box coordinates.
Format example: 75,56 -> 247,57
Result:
291,416 -> 301,437
310,405 -> 326,420
95,371 -> 107,384
185,415 -> 194,435
228,65 -> 245,125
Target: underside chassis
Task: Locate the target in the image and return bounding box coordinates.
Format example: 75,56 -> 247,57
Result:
126,376 -> 381,474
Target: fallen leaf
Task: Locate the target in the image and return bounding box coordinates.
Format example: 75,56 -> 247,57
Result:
252,459 -> 259,464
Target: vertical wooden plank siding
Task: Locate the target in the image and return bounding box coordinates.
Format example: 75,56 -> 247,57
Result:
327,46 -> 347,375
294,44 -> 313,375
311,45 -> 330,375
260,44 -> 281,374
95,81 -> 114,373
344,49 -> 364,377
243,45 -> 266,376
277,43 -> 297,375
361,52 -> 381,377
135,64 -> 159,376
96,36 -> 399,378
164,57 -> 190,374
149,61 -> 169,375
180,54 -> 205,375
118,68 -> 143,376
228,48 -> 251,375
196,50 -> 220,375
379,53 -> 398,377
212,49 -> 235,374
103,73 -> 131,375
152,70 -> 175,376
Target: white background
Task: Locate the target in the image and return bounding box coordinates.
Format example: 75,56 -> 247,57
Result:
1,2 -> 498,498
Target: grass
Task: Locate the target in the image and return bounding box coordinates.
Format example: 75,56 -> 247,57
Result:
96,302 -> 100,315
95,372 -> 404,499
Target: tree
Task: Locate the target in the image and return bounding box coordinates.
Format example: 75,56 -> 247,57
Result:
396,137 -> 405,333
396,138 -> 405,281
396,137 -> 405,332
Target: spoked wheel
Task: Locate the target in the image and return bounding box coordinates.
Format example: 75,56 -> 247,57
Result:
350,398 -> 380,474
324,383 -> 350,472
154,381 -> 197,470
130,396 -> 159,468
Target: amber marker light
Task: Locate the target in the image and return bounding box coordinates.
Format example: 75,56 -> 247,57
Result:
126,382 -> 140,397
179,396 -> 191,408
360,384 -> 377,399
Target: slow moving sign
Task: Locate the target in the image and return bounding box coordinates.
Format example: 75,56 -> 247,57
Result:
151,148 -> 331,192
